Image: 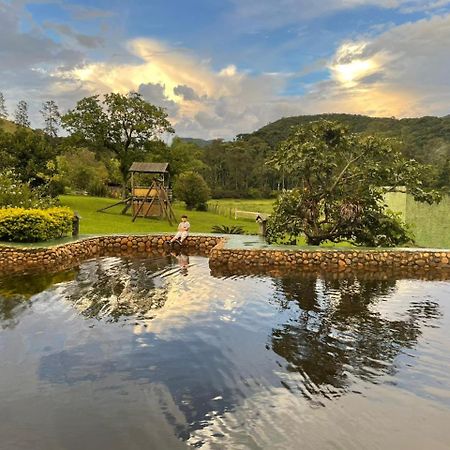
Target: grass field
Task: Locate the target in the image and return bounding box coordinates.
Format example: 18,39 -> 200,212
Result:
208,199 -> 274,216
60,195 -> 259,235
59,193 -> 450,247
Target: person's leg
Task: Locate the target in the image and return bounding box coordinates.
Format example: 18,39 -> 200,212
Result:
179,231 -> 188,243
171,231 -> 182,242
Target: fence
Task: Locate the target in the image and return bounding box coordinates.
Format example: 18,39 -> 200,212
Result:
208,203 -> 267,221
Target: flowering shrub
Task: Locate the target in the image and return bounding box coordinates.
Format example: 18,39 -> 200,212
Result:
0,169 -> 58,208
0,207 -> 73,242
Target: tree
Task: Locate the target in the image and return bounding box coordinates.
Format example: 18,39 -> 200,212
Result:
266,120 -> 440,246
14,100 -> 30,127
167,137 -> 206,176
40,100 -> 61,137
3,127 -> 60,185
0,92 -> 7,119
62,92 -> 174,196
174,171 -> 210,210
57,148 -> 109,195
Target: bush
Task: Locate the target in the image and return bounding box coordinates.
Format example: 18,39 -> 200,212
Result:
211,225 -> 245,234
0,207 -> 73,242
0,170 -> 33,208
0,169 -> 59,209
88,179 -> 108,197
57,148 -> 109,196
174,171 -> 210,210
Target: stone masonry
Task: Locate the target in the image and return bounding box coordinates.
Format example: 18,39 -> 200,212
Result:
1,234 -> 450,279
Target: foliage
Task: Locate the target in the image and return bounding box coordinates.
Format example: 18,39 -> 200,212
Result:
266,120 -> 440,246
174,171 -> 210,210
40,100 -> 61,137
200,137 -> 277,198
211,224 -> 245,234
61,92 -> 174,194
14,100 -> 30,127
167,137 -> 206,176
0,169 -> 59,208
240,113 -> 450,191
0,126 -> 61,185
57,148 -> 109,195
0,207 -> 73,242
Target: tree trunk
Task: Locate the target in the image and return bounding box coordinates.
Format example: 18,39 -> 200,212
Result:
306,235 -> 323,246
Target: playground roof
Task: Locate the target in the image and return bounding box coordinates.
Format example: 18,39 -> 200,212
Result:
129,162 -> 169,174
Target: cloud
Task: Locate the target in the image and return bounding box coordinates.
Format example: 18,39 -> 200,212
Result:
56,38 -> 290,137
173,85 -> 201,101
44,21 -> 105,48
0,0 -> 88,126
26,13 -> 450,138
310,13 -> 450,117
138,82 -> 179,116
228,0 -> 450,29
0,2 -> 83,71
63,4 -> 115,20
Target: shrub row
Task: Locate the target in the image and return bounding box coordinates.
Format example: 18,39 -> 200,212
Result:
0,207 -> 73,242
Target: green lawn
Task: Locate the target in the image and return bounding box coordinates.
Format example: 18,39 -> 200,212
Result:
60,195 -> 259,235
208,198 -> 274,215
57,193 -> 450,248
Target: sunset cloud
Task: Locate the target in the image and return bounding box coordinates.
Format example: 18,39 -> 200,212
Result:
311,13 -> 450,117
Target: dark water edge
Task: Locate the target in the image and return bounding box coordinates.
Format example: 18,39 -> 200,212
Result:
1,255 -> 450,450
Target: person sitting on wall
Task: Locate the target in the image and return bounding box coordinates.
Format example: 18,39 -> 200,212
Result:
170,215 -> 190,245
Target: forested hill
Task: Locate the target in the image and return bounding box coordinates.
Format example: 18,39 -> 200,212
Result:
179,137 -> 214,148
0,118 -> 18,133
238,113 -> 450,165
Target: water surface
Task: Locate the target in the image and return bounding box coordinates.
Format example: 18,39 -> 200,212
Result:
1,255 -> 449,449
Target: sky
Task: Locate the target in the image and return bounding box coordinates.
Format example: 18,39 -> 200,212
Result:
1,0 -> 449,139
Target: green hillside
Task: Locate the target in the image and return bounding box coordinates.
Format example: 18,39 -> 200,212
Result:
0,118 -> 17,133
239,113 -> 450,166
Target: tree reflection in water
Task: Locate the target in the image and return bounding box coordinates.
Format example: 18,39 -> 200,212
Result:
0,270 -> 77,328
61,255 -> 176,321
270,273 -> 441,400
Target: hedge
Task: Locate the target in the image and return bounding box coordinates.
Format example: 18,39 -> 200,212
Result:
0,207 -> 73,242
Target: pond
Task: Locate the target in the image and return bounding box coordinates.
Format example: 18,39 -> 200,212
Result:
1,254 -> 450,449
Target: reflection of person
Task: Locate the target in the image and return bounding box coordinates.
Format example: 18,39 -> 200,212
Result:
177,252 -> 189,275
170,215 -> 190,244
170,251 -> 189,275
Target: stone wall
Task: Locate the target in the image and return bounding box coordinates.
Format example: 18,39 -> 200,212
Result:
0,235 -> 221,274
2,234 -> 450,279
209,243 -> 450,279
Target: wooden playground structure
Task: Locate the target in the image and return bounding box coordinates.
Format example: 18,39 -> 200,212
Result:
98,162 -> 177,225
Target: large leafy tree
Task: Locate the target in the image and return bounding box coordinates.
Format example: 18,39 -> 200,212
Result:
62,92 -> 174,195
266,120 -> 440,246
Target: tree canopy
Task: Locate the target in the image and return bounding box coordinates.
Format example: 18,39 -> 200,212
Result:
174,171 -> 210,210
14,100 -> 30,127
40,100 -> 61,137
62,92 -> 174,194
266,120 -> 440,246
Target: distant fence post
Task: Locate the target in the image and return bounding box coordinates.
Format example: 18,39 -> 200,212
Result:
72,211 -> 80,237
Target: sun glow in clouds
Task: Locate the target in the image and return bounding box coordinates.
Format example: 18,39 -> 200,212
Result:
330,42 -> 379,87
